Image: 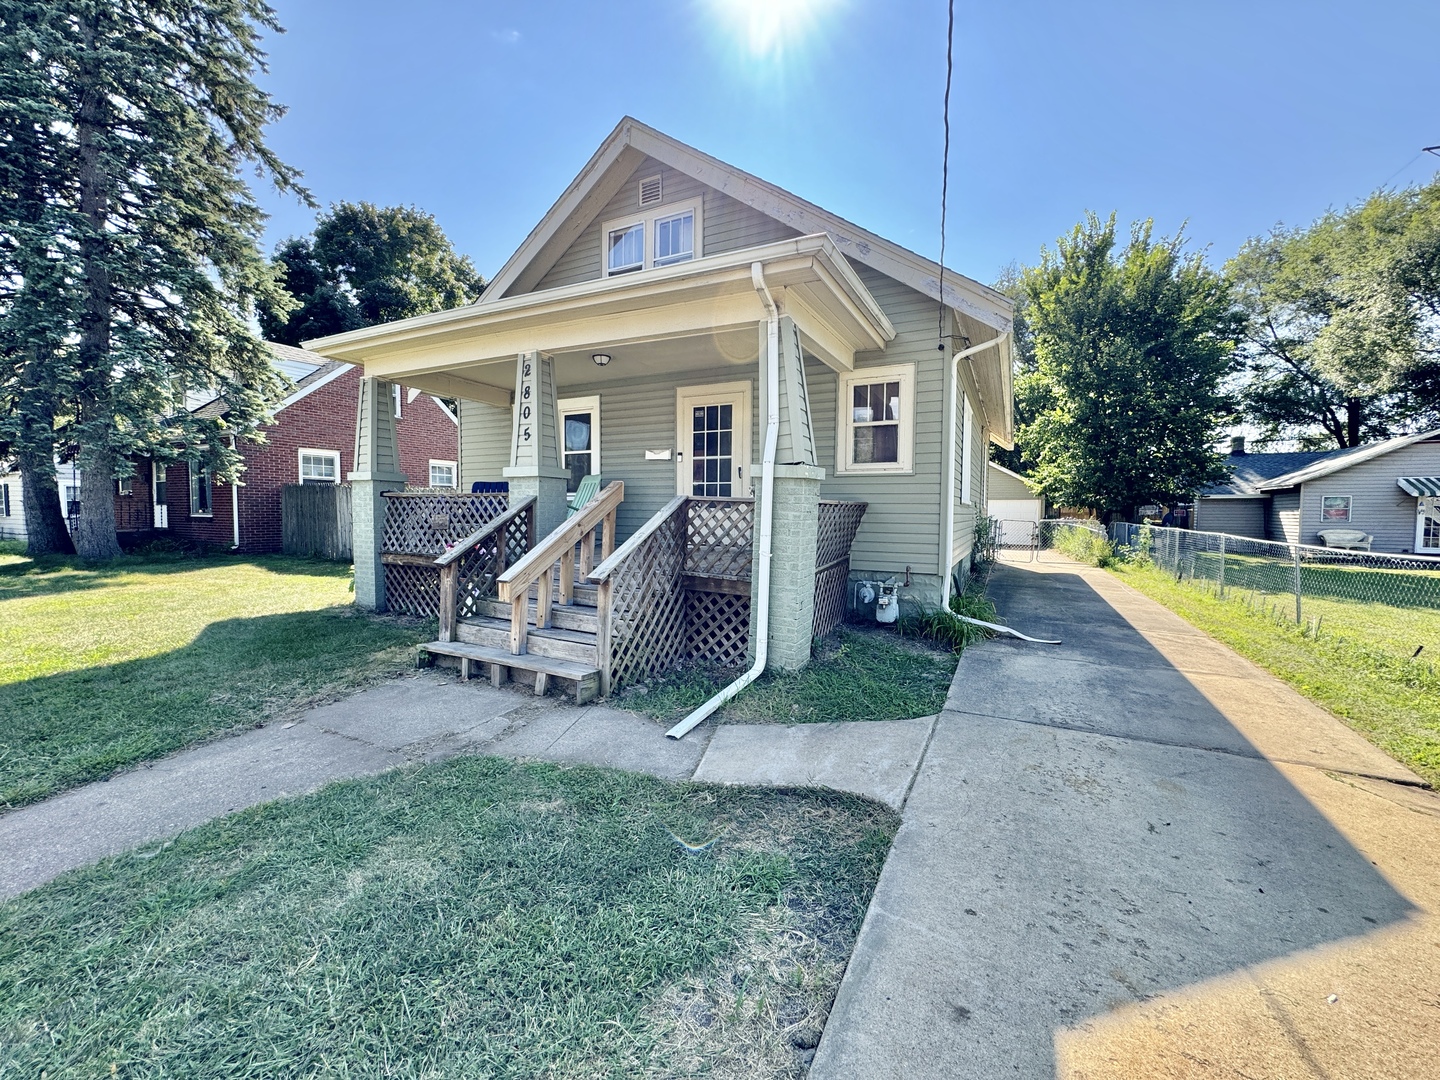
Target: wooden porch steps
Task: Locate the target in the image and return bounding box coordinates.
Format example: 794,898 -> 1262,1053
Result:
456,615 -> 598,666
471,597 -> 598,633
421,640 -> 600,704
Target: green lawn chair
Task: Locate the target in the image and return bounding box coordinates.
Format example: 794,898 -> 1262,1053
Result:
567,474 -> 601,518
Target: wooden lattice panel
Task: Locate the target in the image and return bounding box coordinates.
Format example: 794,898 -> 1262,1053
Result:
453,510 -> 534,621
684,498 -> 754,581
686,590 -> 750,667
382,492 -> 509,555
812,561 -> 851,639
384,560 -> 441,618
816,500 -> 867,569
606,509 -> 687,693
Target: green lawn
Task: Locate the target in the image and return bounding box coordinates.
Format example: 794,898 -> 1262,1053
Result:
620,627 -> 960,726
0,756 -> 898,1079
1112,561 -> 1440,787
0,544 -> 425,808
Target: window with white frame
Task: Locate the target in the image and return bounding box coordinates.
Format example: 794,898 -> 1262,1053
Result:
838,364 -> 915,474
558,395 -> 600,493
603,199 -> 702,277
428,460 -> 457,489
189,462 -> 213,516
299,448 -> 340,484
2,482 -> 10,517
116,475 -> 133,496
1320,494 -> 1352,523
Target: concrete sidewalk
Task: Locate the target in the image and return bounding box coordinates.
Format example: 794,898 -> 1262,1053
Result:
0,673 -> 933,900
811,558 -> 1440,1080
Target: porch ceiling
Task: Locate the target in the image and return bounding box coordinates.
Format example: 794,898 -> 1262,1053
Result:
303,235 -> 895,405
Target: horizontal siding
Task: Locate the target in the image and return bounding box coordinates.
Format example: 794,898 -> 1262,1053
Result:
1297,438 -> 1440,552
1269,491 -> 1301,544
561,371 -> 761,541
815,263 -> 947,576
1193,497 -> 1266,539
987,465 -> 1032,500
532,156 -> 800,293
458,399 -> 513,487
0,472 -> 25,540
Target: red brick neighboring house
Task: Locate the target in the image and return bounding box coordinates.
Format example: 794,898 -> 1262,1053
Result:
119,343 -> 459,553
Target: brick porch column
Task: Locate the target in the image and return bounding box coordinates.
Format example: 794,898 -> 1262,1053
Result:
350,377 -> 406,611
502,351 -> 569,539
765,463 -> 825,671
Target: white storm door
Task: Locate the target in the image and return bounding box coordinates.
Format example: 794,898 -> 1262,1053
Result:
1416,497 -> 1440,553
676,382 -> 751,498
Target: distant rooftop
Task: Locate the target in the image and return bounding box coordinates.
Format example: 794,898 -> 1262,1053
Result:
1201,449 -> 1337,496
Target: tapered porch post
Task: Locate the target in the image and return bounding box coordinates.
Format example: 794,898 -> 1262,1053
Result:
759,315 -> 824,672
350,377 -> 406,611
502,351 -> 569,540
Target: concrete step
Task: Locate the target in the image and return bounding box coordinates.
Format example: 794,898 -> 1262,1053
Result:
457,616 -> 599,667
422,640 -> 599,703
472,597 -> 598,633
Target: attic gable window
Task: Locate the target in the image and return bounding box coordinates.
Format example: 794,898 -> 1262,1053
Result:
602,198 -> 702,277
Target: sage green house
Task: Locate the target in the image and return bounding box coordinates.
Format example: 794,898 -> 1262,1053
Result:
306,118 -> 1013,706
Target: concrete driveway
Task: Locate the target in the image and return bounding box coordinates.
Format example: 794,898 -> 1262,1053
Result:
812,557 -> 1440,1079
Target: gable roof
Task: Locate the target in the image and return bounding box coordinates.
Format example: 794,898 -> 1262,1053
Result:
190,343 -> 351,421
1256,428 -> 1440,491
987,460 -> 1035,489
1200,450 -> 1339,496
481,117 -> 1013,335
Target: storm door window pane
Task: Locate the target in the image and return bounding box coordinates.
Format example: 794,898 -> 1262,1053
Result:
563,412 -> 594,493
654,211 -> 694,266
689,401 -> 735,497
851,380 -> 901,464
608,224 -> 644,274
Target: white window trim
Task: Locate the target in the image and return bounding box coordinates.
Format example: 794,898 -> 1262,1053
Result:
1319,493 -> 1353,523
602,198 -> 703,277
297,447 -> 342,485
836,362 -> 917,475
392,382 -> 403,419
428,459 -> 458,489
189,462 -> 213,517
558,395 -> 601,484
961,394 -> 974,504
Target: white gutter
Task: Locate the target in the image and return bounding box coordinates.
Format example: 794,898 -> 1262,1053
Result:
229,436 -> 241,550
667,262 -> 781,739
941,333 -> 1009,610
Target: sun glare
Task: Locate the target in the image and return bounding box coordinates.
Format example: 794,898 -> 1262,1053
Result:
710,0 -> 838,57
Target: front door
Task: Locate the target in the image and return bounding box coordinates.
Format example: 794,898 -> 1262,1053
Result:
1417,497 -> 1440,553
676,382 -> 751,498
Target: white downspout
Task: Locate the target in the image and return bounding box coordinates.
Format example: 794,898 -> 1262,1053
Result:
667,262 -> 781,739
941,332 -> 1009,610
229,436 -> 241,550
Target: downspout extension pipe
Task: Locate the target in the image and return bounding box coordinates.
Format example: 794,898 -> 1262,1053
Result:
229,435 -> 241,550
940,332 -> 1009,610
667,263 -> 781,739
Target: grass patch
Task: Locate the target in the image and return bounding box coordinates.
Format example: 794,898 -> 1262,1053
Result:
620,626 -> 959,726
0,757 -> 898,1078
1112,562 -> 1440,787
0,550 -> 426,808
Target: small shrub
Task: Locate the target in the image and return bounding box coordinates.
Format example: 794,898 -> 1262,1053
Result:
1053,523 -> 1116,567
901,589 -> 999,653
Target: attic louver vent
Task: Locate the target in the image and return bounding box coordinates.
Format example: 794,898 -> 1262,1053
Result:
638,175 -> 662,206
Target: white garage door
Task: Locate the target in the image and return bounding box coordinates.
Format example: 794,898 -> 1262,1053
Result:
988,499 -> 1043,547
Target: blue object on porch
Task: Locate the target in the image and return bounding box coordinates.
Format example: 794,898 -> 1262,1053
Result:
567,475 -> 601,518
471,481 -> 509,494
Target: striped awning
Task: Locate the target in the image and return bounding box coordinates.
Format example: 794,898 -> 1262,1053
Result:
1398,476 -> 1440,497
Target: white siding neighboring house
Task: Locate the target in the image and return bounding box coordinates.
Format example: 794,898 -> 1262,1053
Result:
0,464 -> 25,541
1195,432 -> 1440,554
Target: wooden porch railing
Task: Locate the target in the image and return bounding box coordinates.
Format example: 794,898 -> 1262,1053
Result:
434,496 -> 537,642
495,481 -> 623,654
381,490 -> 513,616
588,496 -> 689,698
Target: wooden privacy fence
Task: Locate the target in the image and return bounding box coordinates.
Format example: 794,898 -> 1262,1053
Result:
283,483 -> 353,560
381,490 -> 513,616
813,500 -> 868,637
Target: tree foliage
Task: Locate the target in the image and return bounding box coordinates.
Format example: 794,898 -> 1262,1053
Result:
1229,180 -> 1440,449
260,202 -> 484,346
0,0 -> 305,558
1014,214 -> 1243,520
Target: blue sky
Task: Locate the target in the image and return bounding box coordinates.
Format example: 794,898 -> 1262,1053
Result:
253,0 -> 1440,287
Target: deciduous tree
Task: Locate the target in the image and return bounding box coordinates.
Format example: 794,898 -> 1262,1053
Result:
1016,214 -> 1242,520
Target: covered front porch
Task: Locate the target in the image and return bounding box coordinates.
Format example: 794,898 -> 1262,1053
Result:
314,235 -> 890,704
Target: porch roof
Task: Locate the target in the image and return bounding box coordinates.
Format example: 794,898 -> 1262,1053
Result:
304,235 -> 895,408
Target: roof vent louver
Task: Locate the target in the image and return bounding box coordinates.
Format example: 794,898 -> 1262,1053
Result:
638,175 -> 662,206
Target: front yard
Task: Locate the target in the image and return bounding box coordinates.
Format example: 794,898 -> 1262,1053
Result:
0,756 -> 897,1078
0,544 -> 424,808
